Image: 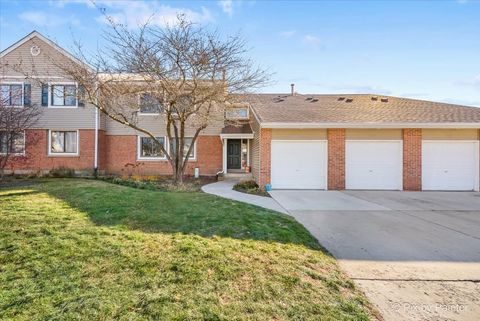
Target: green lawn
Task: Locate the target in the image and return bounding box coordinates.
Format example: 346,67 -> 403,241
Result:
0,179 -> 376,320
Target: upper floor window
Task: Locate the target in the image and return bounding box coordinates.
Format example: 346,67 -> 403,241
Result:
0,131 -> 25,154
49,130 -> 78,155
1,83 -> 23,107
225,107 -> 249,120
139,93 -> 163,114
49,84 -> 77,107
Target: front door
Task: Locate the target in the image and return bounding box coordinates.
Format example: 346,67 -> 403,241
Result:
227,139 -> 242,169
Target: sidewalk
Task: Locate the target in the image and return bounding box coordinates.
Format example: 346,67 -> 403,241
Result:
201,180 -> 288,214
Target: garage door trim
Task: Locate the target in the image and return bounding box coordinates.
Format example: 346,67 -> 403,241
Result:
422,140 -> 480,191
345,139 -> 403,190
271,139 -> 328,190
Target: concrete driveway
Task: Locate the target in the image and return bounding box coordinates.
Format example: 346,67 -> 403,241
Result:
270,190 -> 480,321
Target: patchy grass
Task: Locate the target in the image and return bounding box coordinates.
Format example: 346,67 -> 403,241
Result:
233,180 -> 270,197
0,179 -> 376,320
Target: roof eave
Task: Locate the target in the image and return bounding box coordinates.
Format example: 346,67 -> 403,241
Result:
260,122 -> 480,129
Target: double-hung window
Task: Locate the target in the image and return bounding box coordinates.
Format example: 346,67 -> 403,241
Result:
225,107 -> 249,120
50,84 -> 77,107
0,131 -> 25,154
138,136 -> 166,159
1,83 -> 23,107
139,93 -> 164,114
49,130 -> 78,155
170,137 -> 196,160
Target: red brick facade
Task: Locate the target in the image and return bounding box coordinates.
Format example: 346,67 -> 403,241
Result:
327,129 -> 346,190
3,129 -> 98,174
4,130 -> 221,177
403,129 -> 422,191
258,128 -> 272,187
104,135 -> 222,176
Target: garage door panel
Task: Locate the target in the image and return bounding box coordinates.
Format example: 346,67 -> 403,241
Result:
346,141 -> 402,190
271,141 -> 326,189
422,142 -> 479,191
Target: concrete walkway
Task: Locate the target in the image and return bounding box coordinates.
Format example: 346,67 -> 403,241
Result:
201,180 -> 288,214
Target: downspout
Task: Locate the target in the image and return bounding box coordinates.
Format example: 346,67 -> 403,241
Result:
93,82 -> 99,177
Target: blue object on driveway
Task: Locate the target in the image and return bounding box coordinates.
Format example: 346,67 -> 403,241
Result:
265,183 -> 272,192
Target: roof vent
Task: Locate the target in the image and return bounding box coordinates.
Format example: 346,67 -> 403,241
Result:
345,98 -> 353,103
337,97 -> 346,101
311,98 -> 319,102
381,98 -> 388,103
274,98 -> 285,103
371,96 -> 378,101
306,97 -> 313,101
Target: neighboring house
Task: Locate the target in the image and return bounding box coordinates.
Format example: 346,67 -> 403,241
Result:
2,31 -> 480,191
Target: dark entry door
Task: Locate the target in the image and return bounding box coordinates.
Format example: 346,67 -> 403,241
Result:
227,139 -> 242,169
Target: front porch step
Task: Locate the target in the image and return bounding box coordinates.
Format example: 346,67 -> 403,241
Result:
223,172 -> 253,180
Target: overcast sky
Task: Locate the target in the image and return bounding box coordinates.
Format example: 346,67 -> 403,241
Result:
1,0 -> 480,106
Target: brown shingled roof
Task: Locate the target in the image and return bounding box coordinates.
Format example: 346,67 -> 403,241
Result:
244,94 -> 480,125
221,123 -> 253,134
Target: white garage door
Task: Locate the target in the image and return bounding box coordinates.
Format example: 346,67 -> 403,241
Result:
422,141 -> 479,191
271,140 -> 327,189
346,141 -> 402,190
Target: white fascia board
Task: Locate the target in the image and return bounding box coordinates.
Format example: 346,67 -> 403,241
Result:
220,133 -> 254,139
260,122 -> 480,129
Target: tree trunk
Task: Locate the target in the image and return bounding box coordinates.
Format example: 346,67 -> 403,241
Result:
173,164 -> 183,184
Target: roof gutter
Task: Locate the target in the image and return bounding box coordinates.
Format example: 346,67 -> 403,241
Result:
260,122 -> 480,129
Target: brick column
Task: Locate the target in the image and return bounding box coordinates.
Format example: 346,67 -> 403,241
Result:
259,128 -> 272,188
327,129 -> 345,190
403,129 -> 422,191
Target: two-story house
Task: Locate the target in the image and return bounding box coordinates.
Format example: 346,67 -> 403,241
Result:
2,31 -> 480,191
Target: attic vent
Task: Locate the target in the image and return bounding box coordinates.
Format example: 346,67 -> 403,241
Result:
371,96 -> 378,101
337,97 -> 346,101
306,97 -> 313,101
381,98 -> 388,103
345,98 -> 353,103
274,98 -> 285,103
311,98 -> 319,102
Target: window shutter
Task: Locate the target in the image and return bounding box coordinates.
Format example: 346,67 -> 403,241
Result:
78,85 -> 85,107
23,83 -> 31,106
41,84 -> 48,106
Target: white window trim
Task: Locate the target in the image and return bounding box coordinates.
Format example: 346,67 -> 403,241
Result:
171,137 -> 197,161
0,130 -> 26,156
0,82 -> 24,108
137,136 -> 168,161
225,107 -> 249,120
137,92 -> 164,115
48,82 -> 78,108
48,129 -> 80,156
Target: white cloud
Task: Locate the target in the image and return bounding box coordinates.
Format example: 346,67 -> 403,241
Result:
218,0 -> 234,16
279,30 -> 296,38
19,11 -> 80,27
91,1 -> 213,28
302,35 -> 322,48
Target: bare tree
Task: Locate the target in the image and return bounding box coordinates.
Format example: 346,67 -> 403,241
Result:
0,85 -> 40,179
57,15 -> 270,183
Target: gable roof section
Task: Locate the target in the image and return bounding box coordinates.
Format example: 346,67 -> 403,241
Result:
0,30 -> 85,67
246,94 -> 480,128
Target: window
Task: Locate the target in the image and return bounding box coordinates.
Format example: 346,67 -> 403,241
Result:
225,107 -> 248,119
0,131 -> 25,154
138,136 -> 166,159
139,93 -> 163,114
170,137 -> 196,160
50,84 -> 77,107
49,131 -> 78,154
1,84 -> 23,107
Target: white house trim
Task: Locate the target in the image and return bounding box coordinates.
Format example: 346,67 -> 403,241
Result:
260,122 -> 480,129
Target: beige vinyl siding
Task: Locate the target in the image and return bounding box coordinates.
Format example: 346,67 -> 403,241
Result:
346,129 -> 402,140
272,128 -> 327,140
422,129 -> 479,140
106,114 -> 225,136
1,36 -> 99,129
250,109 -> 261,182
